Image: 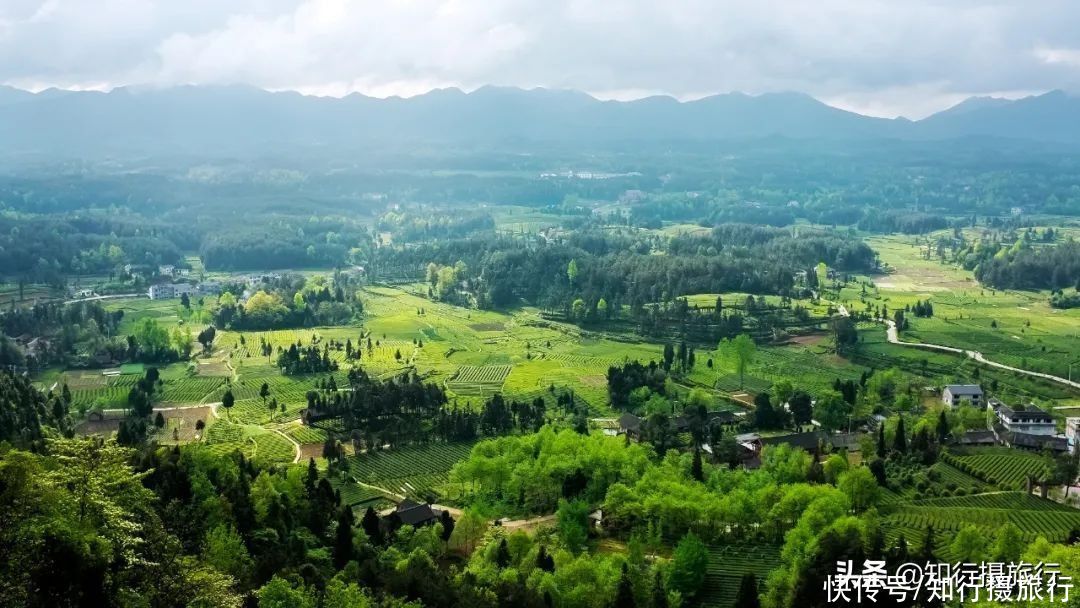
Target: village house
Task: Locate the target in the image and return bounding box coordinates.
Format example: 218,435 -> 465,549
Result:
996,405 -> 1056,436
147,283 -> 196,300
942,384 -> 984,407
384,499 -> 442,529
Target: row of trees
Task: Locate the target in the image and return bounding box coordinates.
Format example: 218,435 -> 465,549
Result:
385,224 -> 876,316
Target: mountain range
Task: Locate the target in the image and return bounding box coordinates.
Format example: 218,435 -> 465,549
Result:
1,84 -> 1077,158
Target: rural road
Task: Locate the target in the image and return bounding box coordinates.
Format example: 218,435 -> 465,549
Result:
64,293 -> 145,304
883,319 -> 1080,391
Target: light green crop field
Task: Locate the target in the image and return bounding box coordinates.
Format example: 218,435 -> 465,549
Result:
829,234 -> 1080,402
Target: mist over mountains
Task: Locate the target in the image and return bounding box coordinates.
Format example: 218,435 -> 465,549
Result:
1,84 -> 1078,158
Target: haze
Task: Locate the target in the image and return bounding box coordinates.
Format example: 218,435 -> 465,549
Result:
3,0 -> 1080,118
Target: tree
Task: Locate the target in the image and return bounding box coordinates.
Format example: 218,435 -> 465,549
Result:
260,382 -> 270,405
154,411 -> 165,429
813,391 -> 852,433
567,259 -> 579,284
439,510 -> 455,543
202,524 -> 253,585
734,573 -> 760,608
691,449 -> 704,482
221,389 -> 235,419
572,298 -> 586,321
197,326 -> 217,353
557,499 -> 590,554
614,563 -> 635,608
669,532 -> 709,600
1055,450 -> 1080,499
132,317 -> 172,361
789,390 -> 813,427
323,578 -> 373,608
837,467 -> 880,512
773,380 -> 794,407
877,423 -> 886,459
949,525 -> 987,563
830,316 -> 858,353
936,410 -> 950,443
919,525 -> 937,562
822,454 -> 849,485
171,326 -> 194,359
268,397 -> 278,422
257,577 -> 317,608
893,415 -> 908,454
494,538 -> 511,568
988,522 -> 1025,563
449,509 -> 488,554
332,507 -> 354,569
651,571 -> 668,608
361,506 -> 383,545
753,392 -> 777,429
536,546 -> 555,572
721,334 -> 756,389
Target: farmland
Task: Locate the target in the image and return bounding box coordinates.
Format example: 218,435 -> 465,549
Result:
701,544 -> 783,608
842,233 -> 1080,400
942,447 -> 1052,489
886,492 -> 1080,550
343,441 -> 477,502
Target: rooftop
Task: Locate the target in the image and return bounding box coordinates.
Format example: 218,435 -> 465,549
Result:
944,384 -> 984,396
998,405 -> 1054,422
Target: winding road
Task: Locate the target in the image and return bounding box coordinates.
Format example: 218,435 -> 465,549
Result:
836,302 -> 1080,391
882,319 -> 1080,391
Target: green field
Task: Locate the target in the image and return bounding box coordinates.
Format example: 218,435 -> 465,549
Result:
886,492 -> 1080,553
344,441 -> 477,502
701,544 -> 783,608
201,418 -> 296,467
943,447 -> 1052,489
846,234 -> 1080,398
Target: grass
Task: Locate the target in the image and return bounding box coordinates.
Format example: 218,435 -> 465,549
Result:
842,233 -> 1080,400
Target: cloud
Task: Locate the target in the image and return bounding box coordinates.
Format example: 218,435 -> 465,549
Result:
1,0 -> 1079,117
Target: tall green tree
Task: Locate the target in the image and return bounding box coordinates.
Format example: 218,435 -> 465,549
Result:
893,415 -> 908,454
721,334 -> 756,389
669,532 -> 708,600
813,391 -> 852,433
221,389 -> 235,419
734,572 -> 760,608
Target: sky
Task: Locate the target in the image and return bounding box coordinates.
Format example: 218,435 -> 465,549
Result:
1,0 -> 1078,119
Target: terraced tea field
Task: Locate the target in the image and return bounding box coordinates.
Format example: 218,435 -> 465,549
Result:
200,419 -> 297,465
943,448 -> 1051,489
158,376 -> 227,403
344,441 -> 476,501
445,364 -> 512,396
928,462 -> 987,492
701,544 -> 782,608
887,492 -> 1080,550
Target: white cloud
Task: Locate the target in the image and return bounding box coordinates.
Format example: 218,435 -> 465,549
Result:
1035,46 -> 1080,67
1,0 -> 1079,117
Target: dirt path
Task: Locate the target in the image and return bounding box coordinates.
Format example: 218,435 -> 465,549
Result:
500,513 -> 557,532
882,319 -> 1080,391
64,293 -> 144,304
270,427 -> 302,463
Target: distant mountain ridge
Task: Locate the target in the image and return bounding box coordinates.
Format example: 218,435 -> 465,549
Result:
0,84 -> 1077,157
